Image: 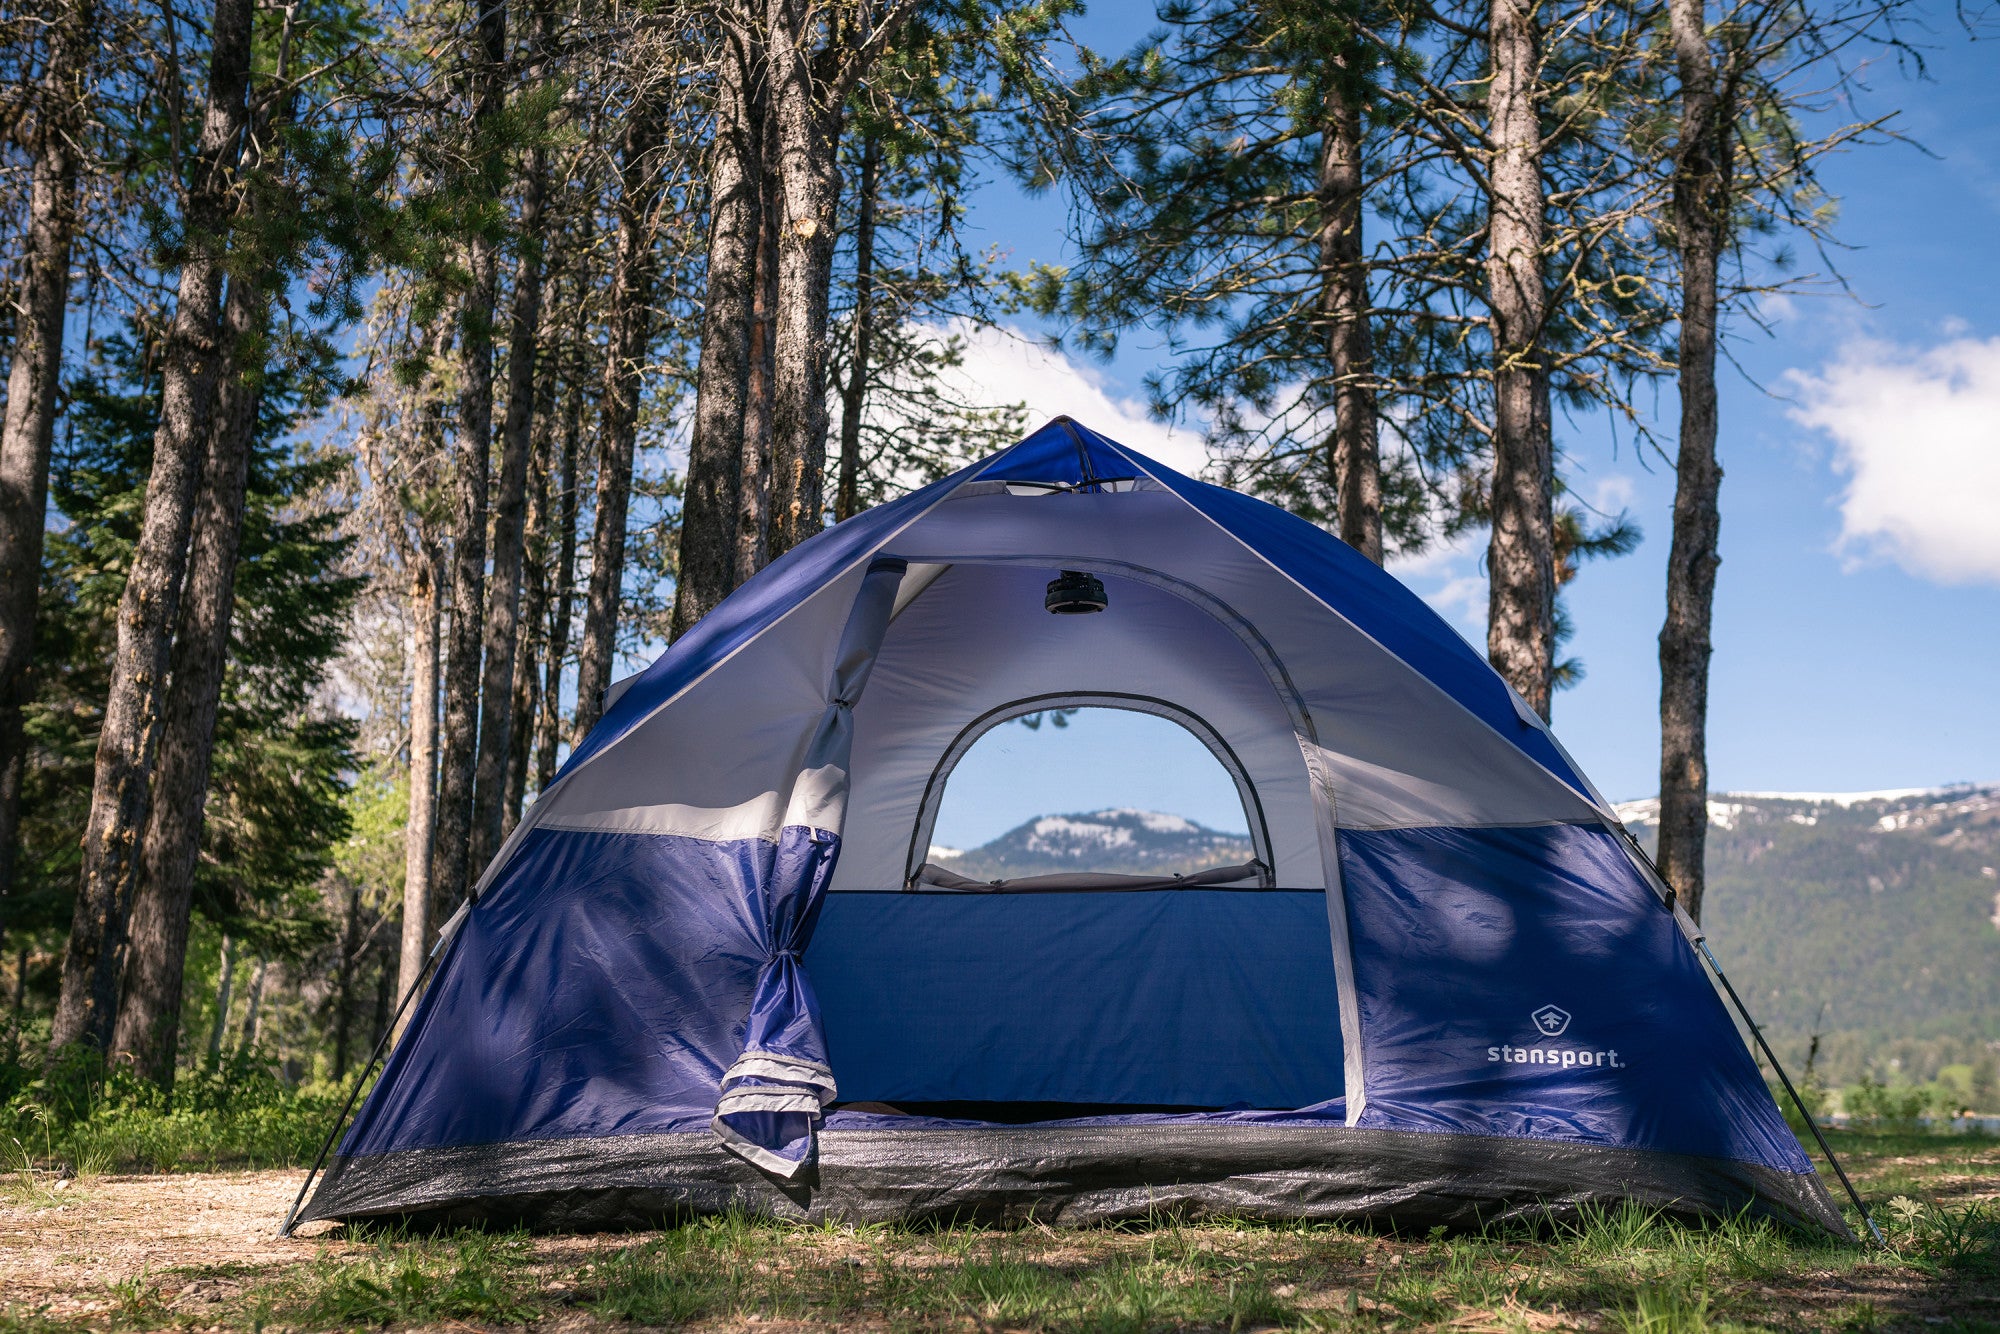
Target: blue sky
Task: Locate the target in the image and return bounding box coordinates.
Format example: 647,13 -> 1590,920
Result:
928,4 -> 2000,840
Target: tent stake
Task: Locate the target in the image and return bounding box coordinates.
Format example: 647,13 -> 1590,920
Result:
1694,938 -> 1885,1247
278,944 -> 444,1237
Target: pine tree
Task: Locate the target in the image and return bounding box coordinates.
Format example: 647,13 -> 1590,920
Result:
1026,0 -> 1421,557
1647,0 -> 1914,921
14,330 -> 359,1040
53,0 -> 262,1055
0,0 -> 95,925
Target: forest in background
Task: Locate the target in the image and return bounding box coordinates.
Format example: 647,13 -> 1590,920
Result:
0,0 -> 1979,1152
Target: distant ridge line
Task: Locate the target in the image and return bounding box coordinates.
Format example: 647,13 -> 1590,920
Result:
1612,782 -> 2000,830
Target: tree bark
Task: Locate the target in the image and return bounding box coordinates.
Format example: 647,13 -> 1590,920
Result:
503,421 -> 549,832
0,0 -> 94,920
234,955 -> 266,1052
52,0 -> 257,1055
470,142 -> 549,873
1482,0 -> 1556,721
108,268 -> 268,1087
572,106 -> 663,741
1317,71 -> 1381,564
206,933 -> 234,1061
395,538 -> 442,1035
1657,0 -> 1728,924
534,382 -> 581,792
9,945 -> 25,1063
369,950 -> 392,1051
671,24 -> 761,639
429,0 -> 509,911
763,0 -> 844,560
331,880 -> 361,1080
735,84 -> 779,581
834,132 -> 879,526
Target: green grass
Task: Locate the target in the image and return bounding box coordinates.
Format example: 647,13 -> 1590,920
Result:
3,1127 -> 1995,1332
256,1229 -> 544,1329
0,1049 -> 351,1177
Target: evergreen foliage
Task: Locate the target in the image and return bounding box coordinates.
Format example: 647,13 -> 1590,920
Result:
11,328 -> 360,967
1631,789 -> 2000,1093
0,0 -> 1955,1135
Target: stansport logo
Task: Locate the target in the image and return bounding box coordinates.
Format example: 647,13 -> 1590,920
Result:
1485,1004 -> 1629,1070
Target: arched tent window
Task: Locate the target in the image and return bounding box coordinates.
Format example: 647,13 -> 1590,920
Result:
906,696 -> 1274,890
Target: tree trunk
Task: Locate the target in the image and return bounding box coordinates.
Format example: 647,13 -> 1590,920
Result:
370,951 -> 392,1052
9,945 -> 25,1063
207,933 -> 234,1061
234,956 -> 266,1053
52,0 -> 257,1056
471,143 -> 550,874
108,269 -> 268,1087
735,85 -> 779,582
503,423 -> 549,832
1657,0 -> 1728,924
331,881 -> 361,1080
1482,0 -> 1556,721
429,0 -> 509,911
1317,71 -> 1381,564
395,540 -> 442,1036
671,26 -> 761,639
0,0 -> 94,920
534,384 -> 581,792
763,0 -> 843,560
834,132 -> 879,526
572,107 -> 663,740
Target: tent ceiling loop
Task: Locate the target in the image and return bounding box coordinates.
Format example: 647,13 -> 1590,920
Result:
884,552 -> 1320,750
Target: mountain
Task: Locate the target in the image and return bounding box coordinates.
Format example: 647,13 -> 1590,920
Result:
931,808 -> 1254,881
1618,784 -> 2000,1086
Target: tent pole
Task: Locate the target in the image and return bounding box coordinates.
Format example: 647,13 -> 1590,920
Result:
277,943 -> 444,1238
1608,820 -> 1882,1245
1693,938 -> 1885,1246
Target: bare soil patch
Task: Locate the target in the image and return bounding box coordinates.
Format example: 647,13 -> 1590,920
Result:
0,1136 -> 1992,1332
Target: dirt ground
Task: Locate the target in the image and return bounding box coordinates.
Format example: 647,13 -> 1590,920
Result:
0,1170 -> 304,1320
1,1152 -> 1995,1332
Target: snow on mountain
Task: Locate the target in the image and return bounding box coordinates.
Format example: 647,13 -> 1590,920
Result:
935,808 -> 1252,880
1615,783 -> 2000,1082
1026,816 -> 1136,853
1613,783 -> 1999,834
1100,808 -> 1201,834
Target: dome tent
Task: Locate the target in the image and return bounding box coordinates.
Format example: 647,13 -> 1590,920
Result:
292,418 -> 1851,1237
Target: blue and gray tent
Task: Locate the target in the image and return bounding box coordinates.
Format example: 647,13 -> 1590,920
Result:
294,419 -> 1851,1236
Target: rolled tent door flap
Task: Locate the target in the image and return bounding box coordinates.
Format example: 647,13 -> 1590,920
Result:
711,559 -> 907,1177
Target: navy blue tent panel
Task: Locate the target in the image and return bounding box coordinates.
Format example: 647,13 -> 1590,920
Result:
343,827 -> 772,1157
808,890 -> 1345,1110
1341,823 -> 1808,1173
297,419 -> 1851,1239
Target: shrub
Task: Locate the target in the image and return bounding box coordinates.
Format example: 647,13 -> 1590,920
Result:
1842,1077 -> 1952,1125
0,1045 -> 347,1174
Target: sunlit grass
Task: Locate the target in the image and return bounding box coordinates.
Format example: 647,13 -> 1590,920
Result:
5,1126 -> 1990,1331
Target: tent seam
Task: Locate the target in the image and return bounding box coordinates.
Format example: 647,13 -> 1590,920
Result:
1103,439 -> 1609,819
472,446 -> 1030,899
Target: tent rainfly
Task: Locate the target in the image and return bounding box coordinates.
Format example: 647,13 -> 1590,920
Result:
292,419 -> 1852,1237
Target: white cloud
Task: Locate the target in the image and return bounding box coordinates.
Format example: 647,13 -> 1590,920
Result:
934,322 -> 1211,478
1387,526 -> 1490,644
1787,335 -> 2000,586
1585,474 -> 1636,512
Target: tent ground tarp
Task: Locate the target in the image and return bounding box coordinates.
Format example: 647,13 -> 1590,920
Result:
301,1122 -> 1851,1236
